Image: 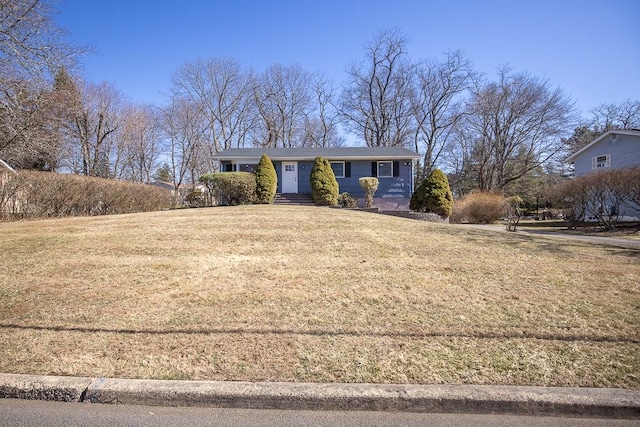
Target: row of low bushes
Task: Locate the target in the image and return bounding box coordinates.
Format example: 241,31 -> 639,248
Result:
449,167 -> 640,230
549,167 -> 640,230
0,170 -> 173,221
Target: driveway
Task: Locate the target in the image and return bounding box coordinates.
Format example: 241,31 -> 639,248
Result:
457,223 -> 640,250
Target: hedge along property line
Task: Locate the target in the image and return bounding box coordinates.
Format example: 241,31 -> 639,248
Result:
0,170 -> 173,221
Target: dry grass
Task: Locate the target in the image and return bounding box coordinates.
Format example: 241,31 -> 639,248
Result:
1,206 -> 638,387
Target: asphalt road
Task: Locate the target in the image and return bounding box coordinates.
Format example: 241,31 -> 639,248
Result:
1,399 -> 638,427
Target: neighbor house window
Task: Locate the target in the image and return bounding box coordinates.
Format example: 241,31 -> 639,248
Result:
330,161 -> 345,178
377,161 -> 393,177
592,154 -> 611,169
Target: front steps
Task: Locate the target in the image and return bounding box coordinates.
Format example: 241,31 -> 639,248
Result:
273,194 -> 315,206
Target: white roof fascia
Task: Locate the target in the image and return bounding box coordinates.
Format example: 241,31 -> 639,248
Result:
566,129 -> 640,162
218,155 -> 420,162
0,159 -> 17,174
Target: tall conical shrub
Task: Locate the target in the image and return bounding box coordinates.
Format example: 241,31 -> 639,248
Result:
255,154 -> 277,203
310,156 -> 339,206
410,168 -> 454,218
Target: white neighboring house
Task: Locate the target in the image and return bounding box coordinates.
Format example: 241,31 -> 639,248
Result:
566,129 -> 640,220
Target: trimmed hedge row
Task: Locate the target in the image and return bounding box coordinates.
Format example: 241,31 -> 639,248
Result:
0,170 -> 173,221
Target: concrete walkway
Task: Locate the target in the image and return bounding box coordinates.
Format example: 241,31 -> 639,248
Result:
1,374 -> 639,418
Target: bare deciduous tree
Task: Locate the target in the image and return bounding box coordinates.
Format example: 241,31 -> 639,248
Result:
64,80 -> 122,177
159,96 -> 206,200
113,104 -> 162,183
454,67 -> 576,191
170,57 -> 256,163
340,29 -> 414,147
591,99 -> 640,131
253,63 -> 312,147
411,50 -> 476,178
301,73 -> 343,147
0,0 -> 82,167
0,0 -> 78,79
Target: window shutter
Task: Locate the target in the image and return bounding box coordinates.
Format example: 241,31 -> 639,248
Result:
371,162 -> 377,177
606,155 -> 611,167
393,161 -> 400,177
592,157 -> 596,170
345,162 -> 351,178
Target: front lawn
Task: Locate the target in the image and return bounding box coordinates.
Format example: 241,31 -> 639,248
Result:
0,206 -> 638,387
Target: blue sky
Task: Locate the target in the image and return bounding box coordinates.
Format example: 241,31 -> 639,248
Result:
56,0 -> 639,119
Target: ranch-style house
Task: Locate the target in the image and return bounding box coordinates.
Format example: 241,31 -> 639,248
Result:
211,147 -> 420,210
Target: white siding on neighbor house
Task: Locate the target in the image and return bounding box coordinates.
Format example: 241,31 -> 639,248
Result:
572,132 -> 640,177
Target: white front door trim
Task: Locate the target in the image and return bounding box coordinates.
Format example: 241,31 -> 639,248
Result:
281,161 -> 298,193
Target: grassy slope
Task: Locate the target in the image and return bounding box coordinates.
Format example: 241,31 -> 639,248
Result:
0,206 -> 638,387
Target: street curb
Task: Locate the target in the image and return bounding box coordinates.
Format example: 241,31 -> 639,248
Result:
0,373 -> 92,402
1,373 -> 639,418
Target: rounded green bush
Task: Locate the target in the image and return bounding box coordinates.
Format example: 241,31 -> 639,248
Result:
338,192 -> 358,208
255,154 -> 277,204
200,172 -> 256,206
410,168 -> 453,218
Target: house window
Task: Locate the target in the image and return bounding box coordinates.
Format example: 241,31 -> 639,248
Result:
284,164 -> 295,172
377,161 -> 393,177
592,154 -> 611,169
330,161 -> 345,178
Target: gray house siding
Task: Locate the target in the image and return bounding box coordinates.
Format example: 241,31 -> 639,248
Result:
572,132 -> 640,177
271,160 -> 413,198
566,130 -> 640,220
213,147 -> 420,208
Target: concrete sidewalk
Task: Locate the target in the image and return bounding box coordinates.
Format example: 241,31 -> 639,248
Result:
1,373 -> 639,418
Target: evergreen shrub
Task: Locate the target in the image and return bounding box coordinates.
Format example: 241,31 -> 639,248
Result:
200,172 -> 256,206
310,157 -> 339,206
338,192 -> 358,208
255,154 -> 277,204
410,168 -> 454,218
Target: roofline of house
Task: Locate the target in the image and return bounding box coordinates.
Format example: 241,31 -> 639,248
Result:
566,129 -> 640,162
0,159 -> 17,174
214,154 -> 420,162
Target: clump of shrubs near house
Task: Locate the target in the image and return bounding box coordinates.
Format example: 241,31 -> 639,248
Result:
200,172 -> 256,206
548,166 -> 640,230
338,192 -> 358,208
255,154 -> 277,204
450,191 -> 506,224
0,170 -> 173,221
310,156 -> 339,206
358,177 -> 378,208
410,168 -> 453,219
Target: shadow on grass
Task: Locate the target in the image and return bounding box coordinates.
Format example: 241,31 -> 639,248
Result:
459,226 -> 640,257
1,323 -> 638,344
